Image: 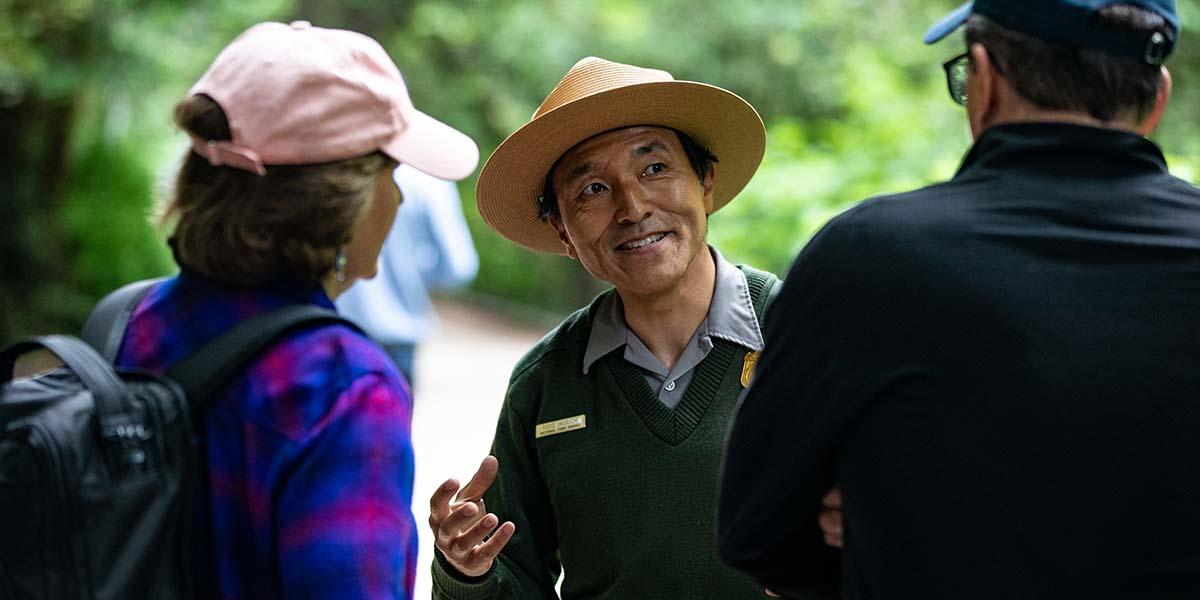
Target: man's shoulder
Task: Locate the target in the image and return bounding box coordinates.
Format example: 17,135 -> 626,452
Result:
839,180 -> 963,226
507,290 -> 610,385
733,262 -> 777,283
808,180 -> 973,253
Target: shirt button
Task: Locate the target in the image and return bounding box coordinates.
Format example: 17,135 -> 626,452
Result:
664,380 -> 676,392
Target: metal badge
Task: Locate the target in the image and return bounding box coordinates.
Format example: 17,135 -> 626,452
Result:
740,351 -> 761,388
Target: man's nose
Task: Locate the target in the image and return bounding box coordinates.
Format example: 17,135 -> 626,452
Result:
613,180 -> 652,224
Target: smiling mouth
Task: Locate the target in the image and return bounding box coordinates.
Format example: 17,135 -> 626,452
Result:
616,232 -> 668,251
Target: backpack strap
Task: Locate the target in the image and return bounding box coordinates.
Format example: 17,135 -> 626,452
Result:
0,335 -> 136,438
81,278 -> 167,362
166,305 -> 362,412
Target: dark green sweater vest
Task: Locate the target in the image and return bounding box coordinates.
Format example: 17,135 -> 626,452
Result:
433,266 -> 779,600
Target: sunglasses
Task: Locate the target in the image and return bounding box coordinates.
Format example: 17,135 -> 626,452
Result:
941,48 -> 1006,107
941,52 -> 970,106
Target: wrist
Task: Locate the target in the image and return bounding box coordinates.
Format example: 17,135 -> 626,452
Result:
432,549 -> 504,598
436,548 -> 494,581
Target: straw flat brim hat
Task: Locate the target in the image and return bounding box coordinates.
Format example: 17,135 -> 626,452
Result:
477,57 -> 766,254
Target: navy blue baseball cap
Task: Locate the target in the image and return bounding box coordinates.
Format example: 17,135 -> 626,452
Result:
924,0 -> 1179,65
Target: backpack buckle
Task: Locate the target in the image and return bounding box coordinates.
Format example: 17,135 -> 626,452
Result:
103,422 -> 154,466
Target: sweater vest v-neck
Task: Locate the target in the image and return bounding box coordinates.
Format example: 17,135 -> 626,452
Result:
603,317 -> 745,446
431,265 -> 782,600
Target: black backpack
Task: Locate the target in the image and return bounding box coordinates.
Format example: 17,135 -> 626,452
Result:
0,279 -> 359,599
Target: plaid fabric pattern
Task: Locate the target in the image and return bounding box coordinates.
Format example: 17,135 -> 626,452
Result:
116,273 -> 416,599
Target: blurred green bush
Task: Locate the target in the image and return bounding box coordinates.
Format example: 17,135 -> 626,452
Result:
3,0 -> 1199,342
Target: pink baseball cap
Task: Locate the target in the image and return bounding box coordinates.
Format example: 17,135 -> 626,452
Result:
187,21 -> 478,181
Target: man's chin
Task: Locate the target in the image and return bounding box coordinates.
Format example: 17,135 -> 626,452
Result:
610,265 -> 686,298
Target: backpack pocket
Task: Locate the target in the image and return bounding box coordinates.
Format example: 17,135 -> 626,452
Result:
0,426 -> 77,600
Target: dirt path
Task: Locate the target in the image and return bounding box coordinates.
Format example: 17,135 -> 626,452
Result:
409,298 -> 551,598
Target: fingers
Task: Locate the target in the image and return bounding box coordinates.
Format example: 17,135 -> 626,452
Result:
428,457 -> 509,578
821,487 -> 842,509
429,456 -> 500,530
437,504 -> 516,577
818,508 -> 843,548
448,509 -> 497,552
428,478 -> 460,528
450,511 -> 512,556
765,589 -> 782,598
818,486 -> 844,549
472,521 -> 516,564
440,502 -> 487,542
456,455 -> 500,503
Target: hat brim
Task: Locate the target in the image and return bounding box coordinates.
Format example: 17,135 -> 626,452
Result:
383,108 -> 480,182
476,81 -> 766,254
924,1 -> 973,44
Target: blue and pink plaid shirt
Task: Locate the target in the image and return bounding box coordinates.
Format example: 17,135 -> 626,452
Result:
115,272 -> 416,599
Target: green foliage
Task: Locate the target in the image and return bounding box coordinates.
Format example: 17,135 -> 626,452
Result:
0,0 -> 295,339
380,0 -> 983,308
5,0 -> 1200,338
60,138 -> 174,293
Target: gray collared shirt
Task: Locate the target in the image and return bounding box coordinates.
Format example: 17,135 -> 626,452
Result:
581,246 -> 764,408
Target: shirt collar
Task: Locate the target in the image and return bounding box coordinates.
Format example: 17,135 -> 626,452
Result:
956,122 -> 1168,180
177,268 -> 336,310
707,246 -> 765,351
581,246 -> 764,374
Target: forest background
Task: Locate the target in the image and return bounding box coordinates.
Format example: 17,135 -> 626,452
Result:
4,0 -> 1200,341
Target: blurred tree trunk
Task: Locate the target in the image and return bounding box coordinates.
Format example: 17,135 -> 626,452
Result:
0,94 -> 78,341
0,2 -> 94,341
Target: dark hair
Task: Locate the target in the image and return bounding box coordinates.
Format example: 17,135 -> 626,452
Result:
162,95 -> 395,286
965,5 -> 1171,122
537,128 -> 718,223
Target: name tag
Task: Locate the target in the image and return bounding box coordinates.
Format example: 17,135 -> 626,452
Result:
535,414 -> 587,439
741,351 -> 761,388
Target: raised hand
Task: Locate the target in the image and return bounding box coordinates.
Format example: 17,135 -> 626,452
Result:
429,456 -> 517,577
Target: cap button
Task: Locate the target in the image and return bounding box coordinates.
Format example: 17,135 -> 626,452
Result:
290,20 -> 312,30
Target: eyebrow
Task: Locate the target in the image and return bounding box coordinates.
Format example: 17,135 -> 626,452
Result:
633,140 -> 669,157
557,139 -> 672,193
560,161 -> 595,191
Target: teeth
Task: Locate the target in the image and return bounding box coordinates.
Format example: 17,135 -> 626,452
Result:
621,233 -> 666,250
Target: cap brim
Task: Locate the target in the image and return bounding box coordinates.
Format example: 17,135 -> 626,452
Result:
383,109 -> 480,182
924,1 -> 973,44
476,81 -> 765,254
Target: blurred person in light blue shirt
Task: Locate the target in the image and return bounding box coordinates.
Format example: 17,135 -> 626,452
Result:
337,164 -> 479,385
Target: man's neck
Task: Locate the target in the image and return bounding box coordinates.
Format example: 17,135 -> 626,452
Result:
617,248 -> 717,372
981,100 -> 1144,137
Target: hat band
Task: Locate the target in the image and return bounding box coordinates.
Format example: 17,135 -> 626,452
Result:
189,134 -> 268,176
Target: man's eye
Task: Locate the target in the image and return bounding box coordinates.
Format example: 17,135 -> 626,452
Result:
643,163 -> 665,176
581,182 -> 606,197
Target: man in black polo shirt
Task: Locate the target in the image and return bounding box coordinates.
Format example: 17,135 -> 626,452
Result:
718,1 -> 1200,598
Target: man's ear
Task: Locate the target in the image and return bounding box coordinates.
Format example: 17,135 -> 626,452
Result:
967,42 -> 998,138
552,218 -> 578,260
1137,66 -> 1172,137
702,165 -> 716,214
